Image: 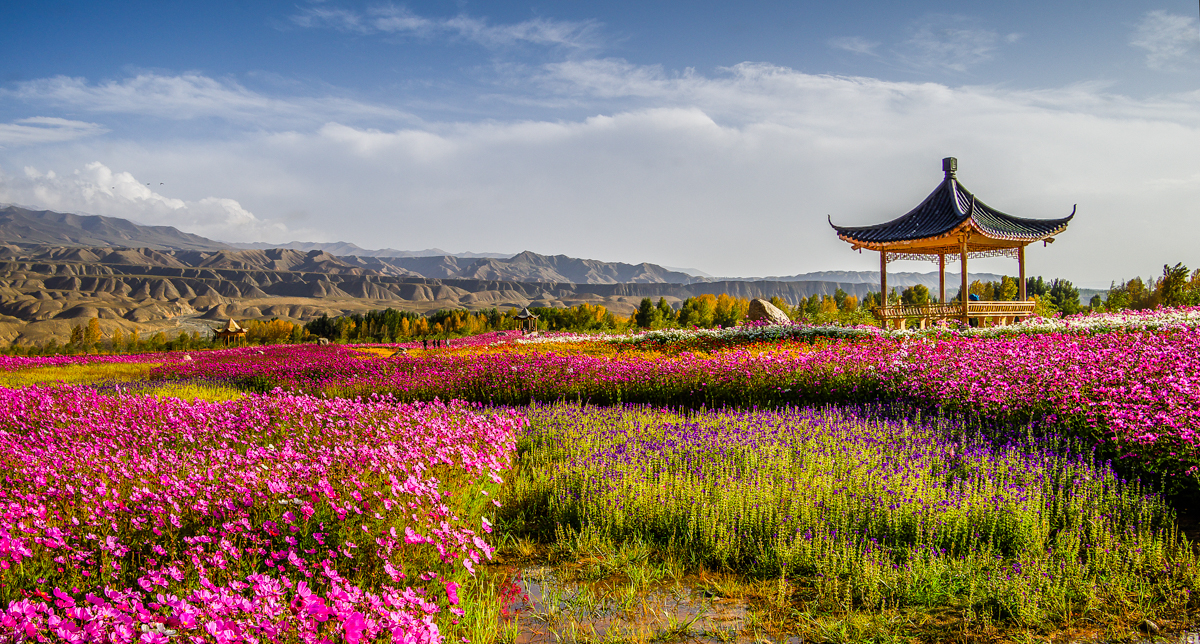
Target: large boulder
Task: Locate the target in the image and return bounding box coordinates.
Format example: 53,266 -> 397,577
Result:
746,298 -> 791,325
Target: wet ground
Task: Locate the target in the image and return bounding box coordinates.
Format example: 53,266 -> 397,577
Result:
494,564 -> 1200,644
498,565 -> 793,644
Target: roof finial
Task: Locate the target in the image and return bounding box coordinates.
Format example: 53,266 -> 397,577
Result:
943,157 -> 957,179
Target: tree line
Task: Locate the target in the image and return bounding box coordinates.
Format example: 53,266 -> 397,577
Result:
3,261 -> 1198,355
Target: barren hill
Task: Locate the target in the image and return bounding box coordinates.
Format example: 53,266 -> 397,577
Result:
0,244 -> 871,345
0,205 -> 905,346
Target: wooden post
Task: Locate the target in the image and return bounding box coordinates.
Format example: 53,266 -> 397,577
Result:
880,250 -> 888,329
1017,244 -> 1027,322
1018,244 -> 1027,301
938,254 -> 946,303
960,240 -> 969,325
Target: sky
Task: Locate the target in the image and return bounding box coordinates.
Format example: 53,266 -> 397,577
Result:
1,1 -> 1199,286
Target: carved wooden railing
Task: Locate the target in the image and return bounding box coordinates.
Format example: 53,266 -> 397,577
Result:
965,301 -> 1036,317
875,301 -> 1035,329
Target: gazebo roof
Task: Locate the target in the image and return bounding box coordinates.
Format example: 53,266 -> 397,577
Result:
218,318 -> 245,333
830,158 -> 1074,251
514,307 -> 539,320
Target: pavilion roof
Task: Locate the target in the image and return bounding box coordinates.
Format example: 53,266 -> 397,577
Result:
829,160 -> 1074,249
219,318 -> 244,333
514,307 -> 539,320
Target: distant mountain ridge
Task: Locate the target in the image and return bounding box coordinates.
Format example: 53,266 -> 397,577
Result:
0,205 -> 1102,346
0,205 -> 228,251
227,240 -> 511,259
0,205 -> 709,285
0,204 -> 1059,294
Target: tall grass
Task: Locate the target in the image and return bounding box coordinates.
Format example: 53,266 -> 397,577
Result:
502,403 -> 1199,628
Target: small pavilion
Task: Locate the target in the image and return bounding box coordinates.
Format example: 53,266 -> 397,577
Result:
829,158 -> 1074,328
214,318 -> 247,345
514,307 -> 539,333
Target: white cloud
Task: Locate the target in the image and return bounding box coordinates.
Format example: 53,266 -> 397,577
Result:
0,162 -> 291,243
291,4 -> 603,51
4,63 -> 1200,283
0,117 -> 108,146
896,15 -> 1009,72
829,37 -> 880,56
5,74 -> 416,127
1131,10 -> 1200,71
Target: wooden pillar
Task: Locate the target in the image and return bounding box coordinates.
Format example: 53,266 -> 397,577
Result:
938,254 -> 946,304
960,240 -> 969,325
1018,244 -> 1027,301
880,250 -> 888,328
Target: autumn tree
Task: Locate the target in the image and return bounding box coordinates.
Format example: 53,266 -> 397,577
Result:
84,318 -> 102,347
712,294 -> 749,327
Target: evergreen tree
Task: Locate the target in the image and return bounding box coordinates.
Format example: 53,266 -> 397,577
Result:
635,298 -> 656,328
1048,279 -> 1081,315
833,288 -> 848,310
1026,276 -> 1049,298
655,298 -> 676,327
901,284 -> 930,307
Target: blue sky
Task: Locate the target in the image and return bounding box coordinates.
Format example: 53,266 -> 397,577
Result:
2,1 -> 1198,284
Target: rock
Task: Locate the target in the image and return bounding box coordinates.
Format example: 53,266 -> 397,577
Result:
1140,619 -> 1159,635
316,337 -> 330,346
747,298 -> 791,325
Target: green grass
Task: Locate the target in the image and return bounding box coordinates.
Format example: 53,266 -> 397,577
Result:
496,402 -> 1200,642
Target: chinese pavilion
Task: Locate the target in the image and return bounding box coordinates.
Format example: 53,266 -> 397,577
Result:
214,318 -> 247,345
514,307 -> 539,333
829,157 -> 1074,328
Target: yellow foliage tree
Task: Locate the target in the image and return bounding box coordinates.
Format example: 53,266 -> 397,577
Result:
84,318 -> 102,346
245,319 -> 301,344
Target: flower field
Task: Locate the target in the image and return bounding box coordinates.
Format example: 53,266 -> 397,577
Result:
0,388 -> 518,643
133,308 -> 1200,486
2,307 -> 1200,641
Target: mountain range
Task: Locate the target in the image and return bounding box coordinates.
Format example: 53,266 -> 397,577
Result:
1,204 -> 1015,287
0,204 -> 1072,345
227,240 -> 511,260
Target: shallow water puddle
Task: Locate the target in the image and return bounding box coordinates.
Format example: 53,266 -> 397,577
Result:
499,566 -> 794,644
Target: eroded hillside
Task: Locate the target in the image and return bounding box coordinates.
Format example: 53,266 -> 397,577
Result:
0,245 -> 871,345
